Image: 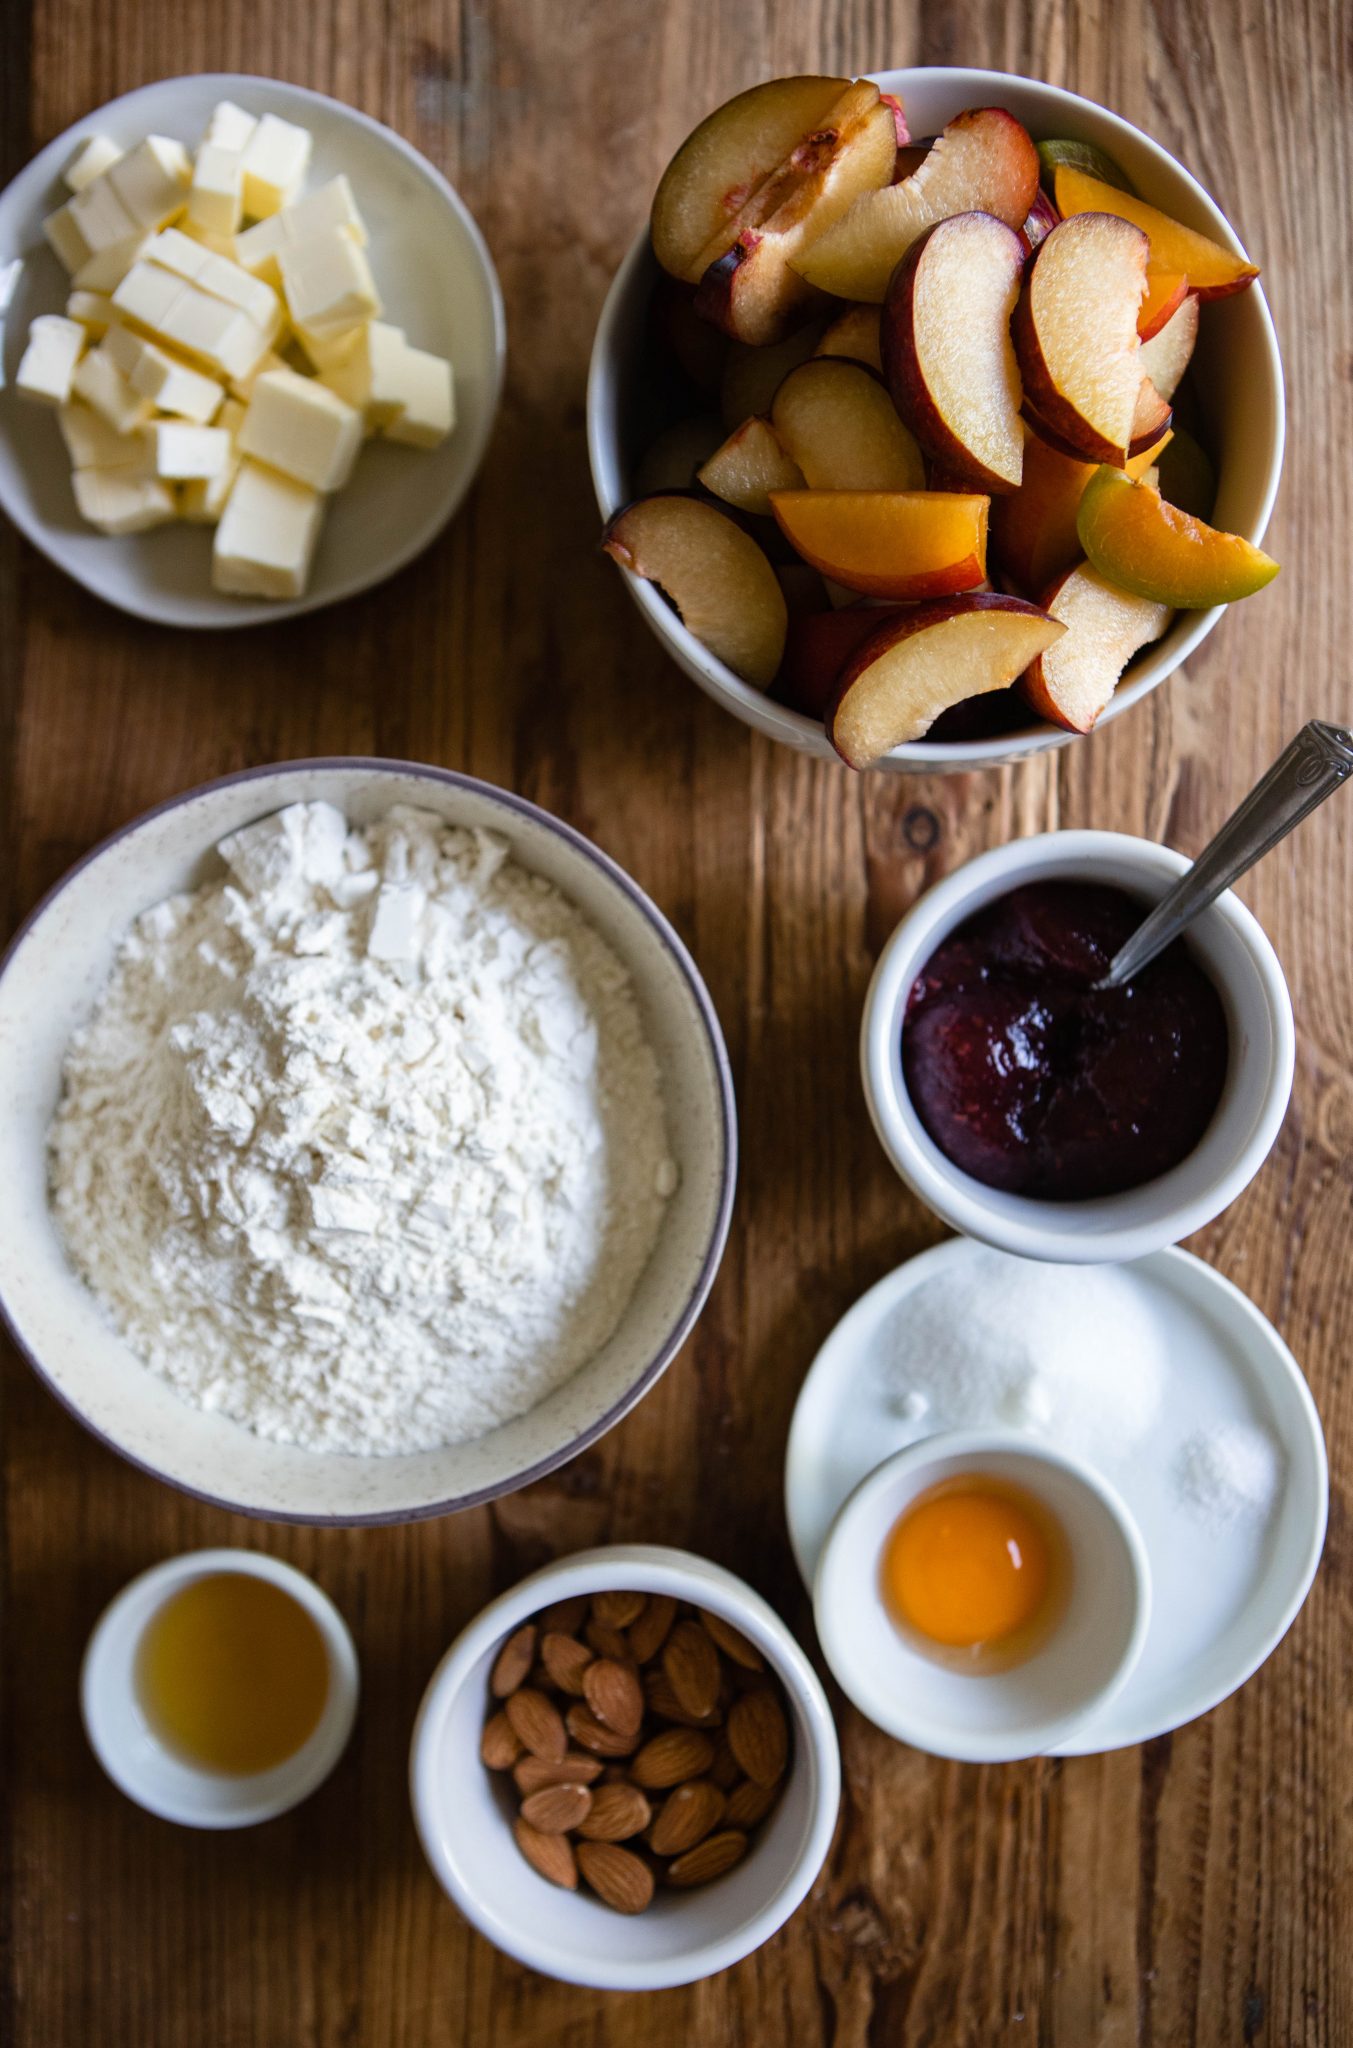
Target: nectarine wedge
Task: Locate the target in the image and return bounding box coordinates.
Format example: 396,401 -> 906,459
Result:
1138,291 -> 1199,402
602,493 -> 788,685
1021,562 -> 1171,732
768,488 -> 989,599
882,210 -> 1026,492
1013,213 -> 1153,465
771,357 -> 924,489
826,594 -> 1064,765
988,430 -> 1170,596
698,416 -> 805,514
1051,166 -> 1259,300
792,107 -> 1040,303
814,302 -> 884,371
1077,466 -> 1279,607
1138,270 -> 1188,340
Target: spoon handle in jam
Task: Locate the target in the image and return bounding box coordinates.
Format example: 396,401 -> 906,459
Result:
1100,720 -> 1353,990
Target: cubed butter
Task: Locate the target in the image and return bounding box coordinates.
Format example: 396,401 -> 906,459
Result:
72,231 -> 151,293
69,175 -> 140,255
229,347 -> 288,402
188,143 -> 244,237
58,401 -> 147,470
15,314 -> 86,404
142,421 -> 231,479
180,221 -> 238,259
240,114 -> 312,218
43,203 -> 90,274
64,135 -> 123,194
278,228 -> 380,335
112,262 -> 271,382
237,366 -> 361,490
145,229 -> 282,341
233,176 -> 367,281
320,320 -> 407,430
213,458 -> 322,595
100,323 -> 224,423
71,344 -> 154,431
293,321 -> 364,373
181,399 -> 245,522
65,289 -> 118,335
72,468 -> 176,533
105,136 -> 192,229
383,342 -> 455,449
204,101 -> 257,153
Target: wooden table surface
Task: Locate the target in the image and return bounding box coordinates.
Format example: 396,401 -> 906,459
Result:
2,2 -> 1350,2043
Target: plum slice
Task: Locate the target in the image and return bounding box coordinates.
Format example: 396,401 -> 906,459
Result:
1021,562 -> 1172,733
1012,213 -> 1154,465
770,357 -> 924,490
601,492 -> 788,686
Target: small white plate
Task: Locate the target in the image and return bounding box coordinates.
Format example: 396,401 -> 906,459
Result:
0,73 -> 506,627
785,1241 -> 1328,1754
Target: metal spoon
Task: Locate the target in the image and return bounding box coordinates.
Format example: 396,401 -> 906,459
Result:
1098,719 -> 1353,990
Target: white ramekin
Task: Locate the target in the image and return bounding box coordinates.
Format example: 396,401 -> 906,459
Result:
81,1547 -> 359,1827
409,1544 -> 841,1990
587,67 -> 1285,774
861,831 -> 1294,1262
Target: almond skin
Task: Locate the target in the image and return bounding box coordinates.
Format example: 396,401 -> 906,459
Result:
725,1777 -> 780,1829
644,1667 -> 719,1728
698,1608 -> 765,1671
566,1703 -> 639,1757
513,1817 -> 578,1890
663,1618 -> 723,1719
666,1829 -> 749,1888
539,1594 -> 589,1637
513,1750 -> 603,1795
505,1687 -> 567,1762
627,1592 -> 678,1664
490,1622 -> 538,1699
631,1727 -> 716,1789
583,1657 -> 644,1737
649,1778 -> 727,1856
585,1619 -> 634,1662
541,1632 -> 594,1696
577,1841 -> 655,1914
709,1730 -> 741,1790
578,1780 -> 652,1842
480,1710 -> 523,1771
519,1782 -> 594,1833
728,1688 -> 789,1786
592,1590 -> 647,1630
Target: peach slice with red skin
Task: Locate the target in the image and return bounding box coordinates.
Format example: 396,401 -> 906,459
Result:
1076,466 -> 1279,607
770,357 -> 924,490
989,429 -> 1171,596
1014,212 -> 1155,465
769,488 -> 989,599
826,593 -> 1065,766
882,210 -> 1026,492
792,107 -> 1041,303
602,492 -> 788,685
1051,166 -> 1259,300
1021,561 -> 1172,732
697,415 -> 805,514
1138,291 -> 1199,402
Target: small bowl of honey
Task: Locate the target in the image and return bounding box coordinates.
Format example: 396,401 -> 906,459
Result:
812,1430 -> 1150,1762
81,1548 -> 359,1827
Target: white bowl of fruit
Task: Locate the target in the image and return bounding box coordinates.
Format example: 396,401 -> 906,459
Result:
587,68 -> 1284,773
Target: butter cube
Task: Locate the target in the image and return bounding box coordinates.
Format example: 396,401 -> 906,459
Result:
72,232 -> 151,293
72,468 -> 176,533
112,263 -> 270,381
146,229 -> 282,339
240,114 -> 311,218
204,100 -> 257,153
294,321 -> 364,373
188,143 -> 244,236
278,229 -> 380,336
71,344 -> 154,431
182,398 -> 245,522
142,421 -> 231,479
111,259 -> 185,335
213,458 -> 322,596
64,135 -> 123,194
58,401 -> 147,469
105,136 -> 192,230
65,289 -> 117,335
101,323 -> 224,423
69,176 -> 140,255
237,367 -> 361,490
234,177 -> 367,281
15,314 -> 86,404
320,320 -> 407,430
43,203 -> 90,273
384,343 -> 455,449
180,221 -> 238,259
228,347 -> 288,402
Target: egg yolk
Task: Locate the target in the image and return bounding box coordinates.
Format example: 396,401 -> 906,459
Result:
882,1482 -> 1052,1649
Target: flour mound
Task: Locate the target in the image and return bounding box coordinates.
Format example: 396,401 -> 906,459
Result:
49,802 -> 677,1455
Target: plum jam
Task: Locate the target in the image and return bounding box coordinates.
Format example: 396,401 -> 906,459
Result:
902,881 -> 1229,1200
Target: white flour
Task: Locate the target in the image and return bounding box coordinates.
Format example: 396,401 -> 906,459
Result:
49,802 -> 677,1454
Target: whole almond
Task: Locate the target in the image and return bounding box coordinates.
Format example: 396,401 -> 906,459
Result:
585,1619 -> 634,1662
631,1727 -> 716,1789
519,1782 -> 594,1833
583,1657 -> 644,1737
513,1750 -> 603,1795
666,1829 -> 748,1888
490,1622 -> 538,1698
567,1703 -> 639,1757
539,1593 -> 589,1637
505,1687 -> 567,1762
480,1709 -> 523,1771
663,1619 -> 722,1720
728,1689 -> 789,1786
577,1841 -> 654,1914
725,1777 -> 780,1829
513,1816 -> 579,1890
644,1667 -> 719,1728
592,1590 -> 647,1630
627,1591 -> 678,1664
649,1778 -> 727,1856
709,1729 -> 741,1790
541,1632 -> 594,1696
578,1780 -> 652,1842
698,1609 -> 765,1672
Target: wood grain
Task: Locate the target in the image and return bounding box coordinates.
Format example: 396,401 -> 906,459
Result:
2,2 -> 1350,2043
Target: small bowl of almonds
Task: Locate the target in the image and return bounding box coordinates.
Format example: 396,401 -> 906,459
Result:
409,1545 -> 841,1989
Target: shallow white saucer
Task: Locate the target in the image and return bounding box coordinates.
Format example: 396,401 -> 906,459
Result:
0,73 -> 505,627
785,1240 -> 1327,1753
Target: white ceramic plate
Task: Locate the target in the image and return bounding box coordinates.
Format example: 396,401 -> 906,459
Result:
0,73 -> 505,627
784,1241 -> 1327,1753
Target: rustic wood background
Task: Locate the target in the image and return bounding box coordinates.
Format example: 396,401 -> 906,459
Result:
2,1 -> 1349,2042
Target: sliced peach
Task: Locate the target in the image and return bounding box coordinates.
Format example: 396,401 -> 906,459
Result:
720,321 -> 824,429
771,357 -> 924,489
827,594 -> 1064,765
602,492 -> 788,684
775,603 -> 903,717
693,88 -> 898,345
697,416 -> 805,513
879,93 -> 909,148
1020,189 -> 1060,255
768,488 -> 988,599
792,107 -> 1040,303
814,302 -> 883,371
1128,374 -> 1173,453
1138,291 -> 1199,402
1138,270 -> 1188,340
1077,466 -> 1278,606
882,211 -> 1026,492
1051,166 -> 1259,299
990,430 -> 1170,596
1021,562 -> 1171,731
1013,213 -> 1152,464
635,415 -> 726,496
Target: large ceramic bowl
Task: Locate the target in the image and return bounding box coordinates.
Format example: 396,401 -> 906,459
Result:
587,67 -> 1285,774
0,760 -> 735,1522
